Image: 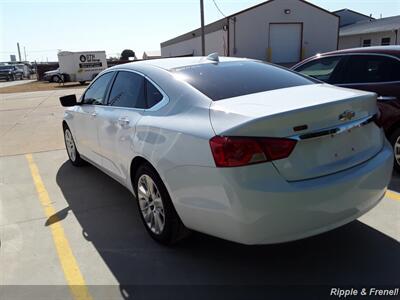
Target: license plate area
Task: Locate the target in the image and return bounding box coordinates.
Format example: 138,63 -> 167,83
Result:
272,123 -> 383,181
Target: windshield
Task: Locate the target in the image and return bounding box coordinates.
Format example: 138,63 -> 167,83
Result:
171,61 -> 316,101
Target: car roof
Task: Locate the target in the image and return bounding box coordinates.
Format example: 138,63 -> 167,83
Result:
292,46 -> 400,69
108,56 -> 249,72
322,45 -> 400,57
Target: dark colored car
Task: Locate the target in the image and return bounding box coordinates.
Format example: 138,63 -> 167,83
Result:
292,46 -> 400,172
0,65 -> 24,81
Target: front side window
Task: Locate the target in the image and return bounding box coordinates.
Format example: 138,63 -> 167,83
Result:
171,61 -> 315,101
342,55 -> 400,83
295,56 -> 342,82
108,71 -> 146,108
82,72 -> 114,105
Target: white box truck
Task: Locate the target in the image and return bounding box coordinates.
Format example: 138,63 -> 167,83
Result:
58,51 -> 107,84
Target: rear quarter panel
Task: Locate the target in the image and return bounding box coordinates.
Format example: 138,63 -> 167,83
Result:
378,100 -> 400,134
338,82 -> 400,100
125,67 -> 217,192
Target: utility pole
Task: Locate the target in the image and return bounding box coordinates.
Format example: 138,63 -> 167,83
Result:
200,0 -> 205,56
24,47 -> 27,61
17,42 -> 22,61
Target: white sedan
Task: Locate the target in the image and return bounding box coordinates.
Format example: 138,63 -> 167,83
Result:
60,55 -> 393,245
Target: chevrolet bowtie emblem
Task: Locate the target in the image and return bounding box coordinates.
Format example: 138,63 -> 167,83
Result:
338,110 -> 355,121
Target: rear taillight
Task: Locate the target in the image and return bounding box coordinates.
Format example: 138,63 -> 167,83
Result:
209,136 -> 297,167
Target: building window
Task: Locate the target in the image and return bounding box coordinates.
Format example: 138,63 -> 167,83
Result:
381,37 -> 391,46
362,39 -> 371,47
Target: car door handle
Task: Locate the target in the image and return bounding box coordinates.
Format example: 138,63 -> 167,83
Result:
377,96 -> 397,101
91,112 -> 97,117
118,117 -> 130,127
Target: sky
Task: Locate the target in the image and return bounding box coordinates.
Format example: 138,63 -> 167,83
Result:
1,0 -> 399,62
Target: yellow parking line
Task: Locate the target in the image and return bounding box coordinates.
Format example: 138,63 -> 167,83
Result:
386,190 -> 400,201
26,154 -> 93,300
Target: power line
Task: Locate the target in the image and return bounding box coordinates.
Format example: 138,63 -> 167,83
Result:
212,0 -> 226,17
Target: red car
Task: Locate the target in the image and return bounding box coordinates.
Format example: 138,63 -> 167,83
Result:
293,46 -> 400,172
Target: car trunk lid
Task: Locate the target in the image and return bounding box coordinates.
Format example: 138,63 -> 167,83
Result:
209,84 -> 383,181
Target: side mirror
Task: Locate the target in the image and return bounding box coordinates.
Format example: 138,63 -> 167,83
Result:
60,94 -> 77,107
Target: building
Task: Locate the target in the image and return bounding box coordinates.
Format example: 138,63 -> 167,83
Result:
338,14 -> 400,49
161,0 -> 339,65
142,50 -> 162,60
334,9 -> 372,27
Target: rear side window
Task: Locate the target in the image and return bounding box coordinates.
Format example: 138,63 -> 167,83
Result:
82,72 -> 114,105
145,80 -> 163,107
342,55 -> 400,83
108,71 -> 146,108
295,56 -> 342,82
171,61 -> 315,101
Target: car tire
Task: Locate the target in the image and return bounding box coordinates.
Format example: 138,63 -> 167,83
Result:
389,128 -> 400,173
134,163 -> 190,245
63,126 -> 85,167
52,75 -> 61,83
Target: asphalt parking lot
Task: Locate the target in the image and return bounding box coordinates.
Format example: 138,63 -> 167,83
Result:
0,89 -> 399,300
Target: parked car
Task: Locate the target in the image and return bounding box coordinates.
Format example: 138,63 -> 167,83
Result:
43,68 -> 61,82
292,46 -> 400,172
0,65 -> 24,81
15,63 -> 31,79
60,56 -> 393,245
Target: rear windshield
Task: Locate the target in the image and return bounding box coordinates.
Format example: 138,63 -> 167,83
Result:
171,61 -> 316,101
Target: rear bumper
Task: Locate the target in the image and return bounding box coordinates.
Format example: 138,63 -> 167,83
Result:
166,140 -> 393,245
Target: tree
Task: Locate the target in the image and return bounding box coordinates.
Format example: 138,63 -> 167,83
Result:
120,49 -> 135,61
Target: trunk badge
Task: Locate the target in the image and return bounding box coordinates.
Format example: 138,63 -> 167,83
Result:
338,110 -> 355,121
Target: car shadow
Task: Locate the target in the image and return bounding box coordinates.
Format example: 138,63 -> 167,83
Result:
55,161 -> 400,299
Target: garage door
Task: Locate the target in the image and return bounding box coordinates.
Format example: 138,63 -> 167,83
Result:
269,23 -> 302,64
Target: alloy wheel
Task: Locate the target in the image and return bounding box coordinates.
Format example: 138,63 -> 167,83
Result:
137,174 -> 165,235
395,136 -> 400,166
64,129 -> 76,162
